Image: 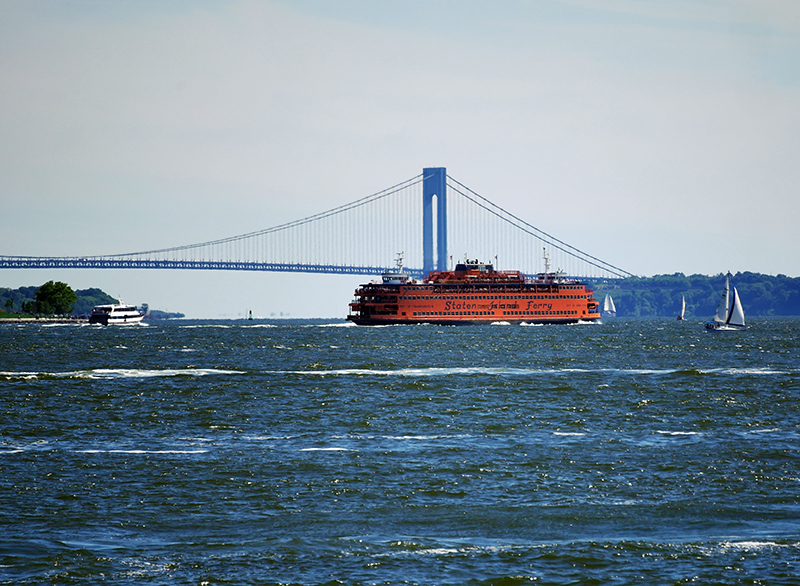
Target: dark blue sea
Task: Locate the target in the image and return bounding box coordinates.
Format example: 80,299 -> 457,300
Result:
2,317 -> 799,585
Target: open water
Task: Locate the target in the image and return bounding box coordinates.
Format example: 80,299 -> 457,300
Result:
1,317 -> 799,585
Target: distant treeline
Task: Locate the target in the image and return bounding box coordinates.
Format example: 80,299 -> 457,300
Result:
1,284 -> 182,318
591,272 -> 800,318
1,284 -> 117,316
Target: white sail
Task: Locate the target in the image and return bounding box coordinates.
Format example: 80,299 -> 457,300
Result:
727,287 -> 745,327
705,272 -> 746,331
609,296 -> 616,313
714,273 -> 730,323
680,295 -> 686,319
603,295 -> 616,314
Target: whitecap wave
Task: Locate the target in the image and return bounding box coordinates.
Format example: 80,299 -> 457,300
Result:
269,366 -> 690,377
76,449 -> 208,454
656,430 -> 701,436
718,540 -> 787,551
382,435 -> 462,440
0,368 -> 244,380
92,368 -> 243,379
690,367 -> 793,376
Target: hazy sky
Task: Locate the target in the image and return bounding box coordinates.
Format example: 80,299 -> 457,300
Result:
2,0 -> 798,318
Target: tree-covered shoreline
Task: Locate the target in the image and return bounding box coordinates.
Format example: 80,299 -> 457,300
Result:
591,272 -> 800,318
1,283 -> 117,317
1,284 -> 183,319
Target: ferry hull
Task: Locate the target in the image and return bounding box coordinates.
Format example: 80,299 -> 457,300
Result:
89,314 -> 144,325
347,316 -> 592,326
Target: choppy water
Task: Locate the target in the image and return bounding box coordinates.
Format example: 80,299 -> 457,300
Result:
1,317 -> 799,585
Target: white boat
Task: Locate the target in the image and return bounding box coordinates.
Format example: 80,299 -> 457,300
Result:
89,301 -> 144,325
705,273 -> 745,331
381,252 -> 413,285
677,295 -> 686,321
603,294 -> 616,316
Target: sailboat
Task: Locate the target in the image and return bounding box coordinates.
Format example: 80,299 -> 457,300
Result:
603,294 -> 616,317
705,272 -> 745,331
677,295 -> 686,321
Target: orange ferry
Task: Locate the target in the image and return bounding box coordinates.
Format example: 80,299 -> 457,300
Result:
347,254 -> 601,326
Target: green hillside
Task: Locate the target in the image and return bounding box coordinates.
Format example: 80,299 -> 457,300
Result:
1,285 -> 117,316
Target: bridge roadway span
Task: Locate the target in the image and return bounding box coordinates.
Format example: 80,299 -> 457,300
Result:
0,257 -> 425,278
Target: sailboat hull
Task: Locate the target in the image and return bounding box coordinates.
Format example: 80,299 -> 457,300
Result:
705,321 -> 744,332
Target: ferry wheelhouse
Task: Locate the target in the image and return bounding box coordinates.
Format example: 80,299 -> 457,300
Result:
347,254 -> 601,326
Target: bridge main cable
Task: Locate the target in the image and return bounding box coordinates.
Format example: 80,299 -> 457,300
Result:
0,174 -> 424,267
446,175 -> 634,279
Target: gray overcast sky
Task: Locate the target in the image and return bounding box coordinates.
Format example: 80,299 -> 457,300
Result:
1,0 -> 799,318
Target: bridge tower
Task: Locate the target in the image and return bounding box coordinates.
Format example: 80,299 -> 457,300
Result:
422,167 -> 447,274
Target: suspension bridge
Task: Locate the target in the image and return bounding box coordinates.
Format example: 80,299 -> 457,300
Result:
0,168 -> 632,280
